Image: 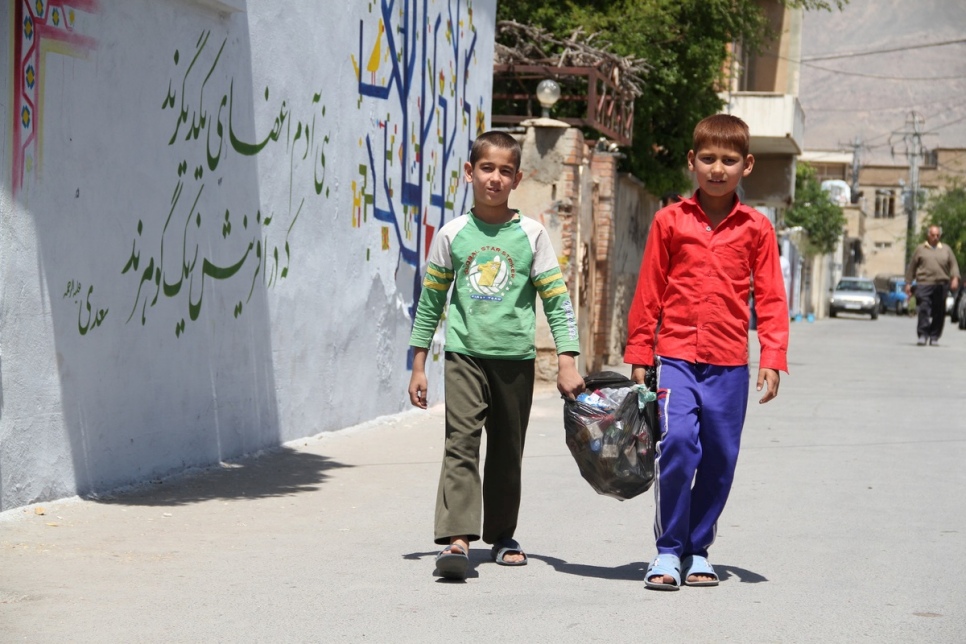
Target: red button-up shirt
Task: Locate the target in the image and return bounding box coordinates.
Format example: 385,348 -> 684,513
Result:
623,193 -> 789,372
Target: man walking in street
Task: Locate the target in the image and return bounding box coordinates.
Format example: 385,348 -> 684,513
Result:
905,225 -> 960,346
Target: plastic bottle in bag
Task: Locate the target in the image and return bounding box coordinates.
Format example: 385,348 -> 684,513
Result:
598,387 -> 631,409
599,420 -> 624,459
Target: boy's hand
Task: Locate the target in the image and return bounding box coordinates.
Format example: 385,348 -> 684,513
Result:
630,364 -> 650,385
756,368 -> 780,404
408,371 -> 428,409
408,347 -> 429,409
556,353 -> 584,400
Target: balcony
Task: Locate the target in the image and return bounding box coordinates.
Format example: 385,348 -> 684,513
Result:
492,65 -> 635,146
720,92 -> 804,155
718,92 -> 804,208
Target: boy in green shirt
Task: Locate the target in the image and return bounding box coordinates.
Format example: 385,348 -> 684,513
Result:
408,131 -> 585,580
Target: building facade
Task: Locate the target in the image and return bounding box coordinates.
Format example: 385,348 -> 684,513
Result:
804,147 -> 966,285
720,0 -> 806,318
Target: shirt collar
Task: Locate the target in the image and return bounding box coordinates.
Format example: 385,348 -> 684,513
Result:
683,190 -> 743,221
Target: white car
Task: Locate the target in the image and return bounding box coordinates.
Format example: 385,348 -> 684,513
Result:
829,277 -> 879,320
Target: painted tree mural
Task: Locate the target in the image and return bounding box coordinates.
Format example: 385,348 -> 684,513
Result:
352,0 -> 486,365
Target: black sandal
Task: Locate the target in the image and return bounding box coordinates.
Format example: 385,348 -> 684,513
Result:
490,538 -> 527,566
435,543 -> 469,579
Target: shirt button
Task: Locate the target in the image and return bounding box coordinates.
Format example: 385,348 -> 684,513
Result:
706,226 -> 712,232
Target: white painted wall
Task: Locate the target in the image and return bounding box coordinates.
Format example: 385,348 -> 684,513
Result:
0,0 -> 495,511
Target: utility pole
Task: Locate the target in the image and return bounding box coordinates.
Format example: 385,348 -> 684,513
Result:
891,112 -> 925,266
849,136 -> 862,203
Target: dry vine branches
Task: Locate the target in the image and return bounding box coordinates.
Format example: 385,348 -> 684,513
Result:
494,20 -> 649,99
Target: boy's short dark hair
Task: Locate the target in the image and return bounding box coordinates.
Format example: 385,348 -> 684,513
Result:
693,114 -> 750,157
469,131 -> 522,171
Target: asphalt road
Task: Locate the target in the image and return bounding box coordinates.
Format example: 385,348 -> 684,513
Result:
2,313 -> 964,643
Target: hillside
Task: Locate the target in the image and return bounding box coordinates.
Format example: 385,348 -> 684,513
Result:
800,0 -> 966,166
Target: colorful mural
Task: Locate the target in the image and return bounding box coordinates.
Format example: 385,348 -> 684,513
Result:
8,0 -> 488,345
11,0 -> 99,197
119,30 -> 330,337
352,0 -> 486,365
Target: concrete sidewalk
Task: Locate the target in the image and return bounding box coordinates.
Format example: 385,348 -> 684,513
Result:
2,314 -> 965,643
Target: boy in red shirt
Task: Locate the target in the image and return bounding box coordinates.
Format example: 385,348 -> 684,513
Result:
624,114 -> 789,590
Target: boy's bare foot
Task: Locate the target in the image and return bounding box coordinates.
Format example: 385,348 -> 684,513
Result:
445,536 -> 469,555
435,536 -> 470,580
644,554 -> 681,590
681,555 -> 719,587
500,551 -> 525,564
491,538 -> 528,566
649,573 -> 677,585
686,572 -> 715,583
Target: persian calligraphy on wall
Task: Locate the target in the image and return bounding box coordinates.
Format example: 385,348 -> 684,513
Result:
118,30 -> 330,337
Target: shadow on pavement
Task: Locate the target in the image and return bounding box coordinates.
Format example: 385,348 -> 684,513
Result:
715,564 -> 768,584
527,554 -> 645,581
404,549 -> 485,582
90,448 -> 351,507
524,555 -> 769,584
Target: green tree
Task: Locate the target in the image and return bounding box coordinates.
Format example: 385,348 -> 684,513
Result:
922,182 -> 966,272
495,0 -> 846,196
784,162 -> 846,255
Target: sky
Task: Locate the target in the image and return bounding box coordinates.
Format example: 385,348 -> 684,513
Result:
799,0 -> 966,166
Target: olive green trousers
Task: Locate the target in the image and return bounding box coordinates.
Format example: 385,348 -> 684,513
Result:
434,351 -> 535,545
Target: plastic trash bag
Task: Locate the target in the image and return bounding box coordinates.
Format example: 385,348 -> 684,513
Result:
562,370 -> 659,501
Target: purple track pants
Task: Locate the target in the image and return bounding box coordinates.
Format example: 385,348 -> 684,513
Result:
653,356 -> 749,558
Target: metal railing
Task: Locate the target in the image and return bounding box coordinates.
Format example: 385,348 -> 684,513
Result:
491,64 -> 635,146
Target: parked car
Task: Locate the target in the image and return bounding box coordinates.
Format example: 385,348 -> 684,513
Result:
873,274 -> 909,315
954,285 -> 966,329
829,277 -> 879,319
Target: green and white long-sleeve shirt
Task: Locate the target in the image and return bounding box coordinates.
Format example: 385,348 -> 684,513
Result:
409,211 -> 580,360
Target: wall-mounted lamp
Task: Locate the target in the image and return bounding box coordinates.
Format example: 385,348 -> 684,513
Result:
536,79 -> 561,118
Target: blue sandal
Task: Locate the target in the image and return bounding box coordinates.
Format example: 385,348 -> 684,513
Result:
682,555 -> 719,587
644,554 -> 681,590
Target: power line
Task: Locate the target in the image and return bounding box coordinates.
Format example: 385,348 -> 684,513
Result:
924,113 -> 966,134
806,105 -> 933,114
801,60 -> 965,82
869,106 -> 966,145
769,50 -> 966,81
801,38 -> 966,62
803,92 -> 966,115
857,106 -> 966,151
771,50 -> 966,82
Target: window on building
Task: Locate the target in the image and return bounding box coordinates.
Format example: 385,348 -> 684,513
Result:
874,241 -> 893,249
874,189 -> 896,219
812,163 -> 848,182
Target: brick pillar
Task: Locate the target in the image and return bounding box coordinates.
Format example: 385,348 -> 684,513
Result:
589,151 -> 618,371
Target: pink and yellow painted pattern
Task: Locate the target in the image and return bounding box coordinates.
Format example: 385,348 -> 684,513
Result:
11,0 -> 98,197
